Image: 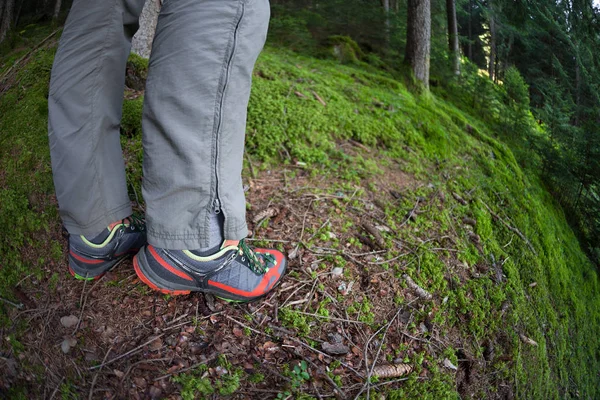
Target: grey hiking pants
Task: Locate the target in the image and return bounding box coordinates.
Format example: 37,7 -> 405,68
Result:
48,0 -> 270,249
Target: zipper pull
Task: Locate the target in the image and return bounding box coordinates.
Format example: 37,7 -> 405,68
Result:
213,198 -> 221,214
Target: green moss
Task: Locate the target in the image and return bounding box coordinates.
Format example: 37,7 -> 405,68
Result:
0,30 -> 599,399
121,97 -> 143,136
327,35 -> 364,64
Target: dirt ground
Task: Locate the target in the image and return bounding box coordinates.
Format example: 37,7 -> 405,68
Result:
0,150 -> 511,399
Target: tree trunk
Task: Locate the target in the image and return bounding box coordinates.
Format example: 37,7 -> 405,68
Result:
446,0 -> 460,75
131,0 -> 162,58
405,0 -> 431,89
0,2 -> 4,32
468,0 -> 473,60
488,7 -> 496,81
0,0 -> 15,45
53,0 -> 62,20
382,0 -> 391,47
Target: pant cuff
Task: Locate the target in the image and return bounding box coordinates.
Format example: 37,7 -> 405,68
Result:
62,202 -> 132,237
147,220 -> 248,250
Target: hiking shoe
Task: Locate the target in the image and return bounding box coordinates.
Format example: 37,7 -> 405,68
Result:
68,216 -> 147,280
133,239 -> 287,302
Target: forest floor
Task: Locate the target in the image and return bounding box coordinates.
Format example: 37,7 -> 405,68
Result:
1,24 -> 600,399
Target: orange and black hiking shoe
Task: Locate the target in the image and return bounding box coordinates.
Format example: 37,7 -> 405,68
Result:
133,239 -> 287,302
67,216 -> 146,280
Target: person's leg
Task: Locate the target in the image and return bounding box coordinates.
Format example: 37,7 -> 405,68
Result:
48,0 -> 145,237
48,0 -> 147,279
134,0 -> 287,302
142,0 -> 269,250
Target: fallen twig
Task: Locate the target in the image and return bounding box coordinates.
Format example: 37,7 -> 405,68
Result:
154,356 -> 218,381
452,192 -> 468,205
88,334 -> 165,370
403,274 -> 433,300
0,297 -> 23,309
362,222 -> 386,249
482,201 -> 537,255
88,345 -> 113,400
519,333 -> 538,347
311,90 -> 327,106
0,28 -> 60,92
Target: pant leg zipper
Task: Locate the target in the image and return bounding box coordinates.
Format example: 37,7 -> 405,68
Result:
213,2 -> 245,219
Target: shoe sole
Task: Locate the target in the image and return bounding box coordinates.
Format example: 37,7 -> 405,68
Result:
133,249 -> 287,303
68,252 -> 134,281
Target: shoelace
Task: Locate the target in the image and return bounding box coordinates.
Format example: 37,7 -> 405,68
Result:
125,214 -> 146,232
238,239 -> 275,274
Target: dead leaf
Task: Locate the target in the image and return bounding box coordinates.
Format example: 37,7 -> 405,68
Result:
288,246 -> 299,260
60,315 -> 79,329
232,327 -> 244,338
262,341 -> 279,353
113,369 -> 125,379
133,377 -> 147,388
148,337 -> 163,352
443,358 -> 458,370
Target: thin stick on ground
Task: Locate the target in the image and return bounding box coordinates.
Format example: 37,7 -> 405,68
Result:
153,356 -> 218,381
73,276 -> 88,335
88,345 -> 113,400
355,305 -> 408,400
481,201 -> 537,255
226,315 -> 364,379
0,297 -> 23,309
88,333 -> 165,370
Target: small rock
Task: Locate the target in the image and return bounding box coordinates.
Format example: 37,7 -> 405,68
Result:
443,358 -> 458,370
148,386 -> 162,399
113,369 -> 125,379
61,337 -> 77,354
331,267 -> 344,277
60,315 -> 79,329
322,341 -> 349,355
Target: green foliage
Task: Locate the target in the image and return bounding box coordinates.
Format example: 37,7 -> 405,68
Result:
172,371 -> 214,399
0,47 -> 57,316
327,35 -> 363,64
279,308 -> 311,336
121,97 -> 144,136
278,360 -> 311,399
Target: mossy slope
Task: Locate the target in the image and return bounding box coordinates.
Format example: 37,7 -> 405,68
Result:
0,37 -> 599,398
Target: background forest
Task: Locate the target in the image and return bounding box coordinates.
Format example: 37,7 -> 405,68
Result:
1,0 -> 600,398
